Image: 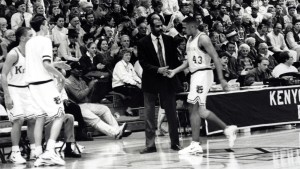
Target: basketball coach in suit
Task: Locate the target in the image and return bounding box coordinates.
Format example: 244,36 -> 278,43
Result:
138,17 -> 181,154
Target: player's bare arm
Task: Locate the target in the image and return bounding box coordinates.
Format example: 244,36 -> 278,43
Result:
167,60 -> 189,78
1,50 -> 18,109
43,59 -> 66,92
199,35 -> 229,91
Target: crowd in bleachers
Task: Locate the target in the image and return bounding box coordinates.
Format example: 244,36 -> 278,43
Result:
1,0 -> 300,160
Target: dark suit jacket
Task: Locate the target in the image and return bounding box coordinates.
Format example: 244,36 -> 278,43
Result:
138,34 -> 181,93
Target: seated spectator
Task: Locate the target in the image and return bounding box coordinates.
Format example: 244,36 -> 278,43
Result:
214,52 -> 239,84
45,114 -> 82,158
244,57 -> 272,86
272,51 -> 298,77
113,35 -> 138,64
237,43 -> 254,75
285,19 -> 300,60
65,62 -> 131,139
268,22 -> 289,53
80,42 -> 112,102
80,33 -> 94,56
225,42 -> 239,76
33,2 -> 45,16
283,5 -> 297,29
95,38 -> 117,75
224,30 -> 240,58
48,5 -> 62,25
112,49 -> 143,116
211,21 -> 227,48
11,1 -> 32,30
80,42 -> 97,74
131,16 -> 148,46
51,14 -> 68,45
68,14 -> 86,45
0,17 -> 7,38
257,43 -> 278,70
82,11 -> 102,38
252,23 -> 268,49
1,29 -> 15,57
58,29 -> 82,62
245,37 -> 258,61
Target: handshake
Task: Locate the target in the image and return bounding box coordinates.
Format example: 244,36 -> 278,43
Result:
158,66 -> 176,78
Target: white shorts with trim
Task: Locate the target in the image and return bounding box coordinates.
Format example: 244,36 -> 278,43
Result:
29,80 -> 65,120
7,86 -> 41,121
187,70 -> 213,106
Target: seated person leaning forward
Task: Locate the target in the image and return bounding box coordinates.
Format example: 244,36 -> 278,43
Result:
65,62 -> 131,139
112,49 -> 144,116
244,57 -> 272,86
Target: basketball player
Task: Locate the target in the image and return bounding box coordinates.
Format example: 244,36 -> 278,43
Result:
1,27 -> 36,164
25,14 -> 66,166
168,17 -> 238,155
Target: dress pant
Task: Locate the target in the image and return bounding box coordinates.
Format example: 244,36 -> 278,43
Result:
113,85 -> 144,108
64,100 -> 86,131
79,103 -> 120,137
143,86 -> 179,148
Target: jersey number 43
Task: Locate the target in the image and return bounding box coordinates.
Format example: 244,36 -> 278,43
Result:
193,55 -> 202,64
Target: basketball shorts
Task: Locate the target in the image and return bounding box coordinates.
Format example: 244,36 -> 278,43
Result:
187,70 -> 214,106
7,86 -> 41,121
28,80 -> 65,120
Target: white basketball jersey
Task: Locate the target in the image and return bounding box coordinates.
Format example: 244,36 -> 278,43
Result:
7,47 -> 27,87
186,32 -> 211,73
25,36 -> 53,83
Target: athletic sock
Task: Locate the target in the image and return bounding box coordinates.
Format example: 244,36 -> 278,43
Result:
35,146 -> 43,156
12,146 -> 20,152
65,143 -> 72,152
46,139 -> 56,152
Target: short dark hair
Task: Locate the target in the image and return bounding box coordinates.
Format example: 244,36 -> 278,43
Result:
182,16 -> 198,25
136,16 -> 146,26
151,0 -> 163,8
97,38 -> 108,51
149,18 -> 162,28
85,11 -> 94,19
30,14 -> 46,32
15,27 -> 31,44
256,56 -> 269,66
69,14 -> 79,22
54,14 -> 64,23
147,13 -> 164,26
174,36 -> 186,47
87,42 -> 95,49
278,51 -> 290,63
83,33 -> 93,43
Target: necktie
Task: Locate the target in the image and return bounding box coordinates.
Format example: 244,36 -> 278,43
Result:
21,14 -> 26,27
157,37 -> 165,67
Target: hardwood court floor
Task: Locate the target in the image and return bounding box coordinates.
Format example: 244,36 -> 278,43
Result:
2,128 -> 300,169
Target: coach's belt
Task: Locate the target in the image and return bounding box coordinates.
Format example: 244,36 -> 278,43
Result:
28,79 -> 53,85
191,68 -> 212,75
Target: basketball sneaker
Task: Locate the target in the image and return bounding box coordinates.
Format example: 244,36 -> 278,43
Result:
178,141 -> 203,155
34,150 -> 65,167
10,151 -> 26,164
224,125 -> 238,148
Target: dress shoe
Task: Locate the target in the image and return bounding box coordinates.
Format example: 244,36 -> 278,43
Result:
171,144 -> 182,151
140,147 -> 157,154
122,130 -> 132,137
64,150 -> 81,158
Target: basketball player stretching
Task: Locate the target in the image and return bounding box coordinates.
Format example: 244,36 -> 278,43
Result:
168,17 -> 238,155
25,14 -> 66,166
